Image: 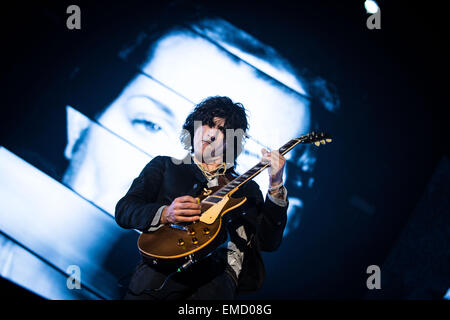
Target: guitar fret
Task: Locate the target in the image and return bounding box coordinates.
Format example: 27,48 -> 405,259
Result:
210,134 -> 317,197
279,139 -> 297,154
213,164 -> 265,196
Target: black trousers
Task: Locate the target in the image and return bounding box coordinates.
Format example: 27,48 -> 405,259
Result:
123,256 -> 237,300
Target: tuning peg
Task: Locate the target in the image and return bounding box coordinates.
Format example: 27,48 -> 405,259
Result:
320,140 -> 326,145
314,141 -> 321,146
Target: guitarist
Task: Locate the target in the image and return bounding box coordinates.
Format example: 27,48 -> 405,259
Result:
115,96 -> 289,300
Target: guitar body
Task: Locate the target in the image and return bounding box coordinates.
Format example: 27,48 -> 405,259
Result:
137,181 -> 247,269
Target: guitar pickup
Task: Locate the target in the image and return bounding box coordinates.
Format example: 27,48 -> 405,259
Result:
202,196 -> 223,204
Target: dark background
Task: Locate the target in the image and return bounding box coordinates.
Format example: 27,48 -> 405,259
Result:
1,0 -> 448,299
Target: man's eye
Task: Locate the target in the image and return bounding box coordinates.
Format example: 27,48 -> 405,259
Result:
132,119 -> 162,132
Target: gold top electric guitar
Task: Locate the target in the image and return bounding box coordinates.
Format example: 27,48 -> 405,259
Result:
137,131 -> 332,269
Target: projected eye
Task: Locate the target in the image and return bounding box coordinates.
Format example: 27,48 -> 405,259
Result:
132,119 -> 162,133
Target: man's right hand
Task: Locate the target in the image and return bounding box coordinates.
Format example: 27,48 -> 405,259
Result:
160,195 -> 201,224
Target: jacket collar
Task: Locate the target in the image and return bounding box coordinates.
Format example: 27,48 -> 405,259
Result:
184,153 -> 235,183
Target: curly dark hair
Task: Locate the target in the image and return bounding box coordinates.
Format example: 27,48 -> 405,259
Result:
180,96 -> 249,165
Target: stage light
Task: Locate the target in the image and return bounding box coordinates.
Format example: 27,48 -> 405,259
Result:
364,0 -> 379,14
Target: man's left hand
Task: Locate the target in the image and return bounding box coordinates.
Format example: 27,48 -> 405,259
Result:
261,148 -> 286,186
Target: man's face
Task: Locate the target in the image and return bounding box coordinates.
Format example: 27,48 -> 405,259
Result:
192,117 -> 227,164
64,29 -> 310,216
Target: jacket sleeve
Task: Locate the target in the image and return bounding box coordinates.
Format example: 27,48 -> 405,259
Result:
115,156 -> 167,231
253,184 -> 289,252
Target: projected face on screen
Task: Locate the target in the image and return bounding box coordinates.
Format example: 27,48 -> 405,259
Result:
63,24 -> 311,233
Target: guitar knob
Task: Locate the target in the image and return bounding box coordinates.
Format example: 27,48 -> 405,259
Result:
177,239 -> 185,246
189,230 -> 196,236
203,228 -> 210,235
192,237 -> 199,245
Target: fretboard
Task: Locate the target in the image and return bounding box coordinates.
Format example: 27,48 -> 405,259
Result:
211,137 -> 304,198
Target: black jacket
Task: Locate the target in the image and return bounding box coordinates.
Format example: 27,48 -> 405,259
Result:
115,155 -> 288,294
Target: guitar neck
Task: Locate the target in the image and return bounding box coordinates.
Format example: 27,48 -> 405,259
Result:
211,137 -> 305,198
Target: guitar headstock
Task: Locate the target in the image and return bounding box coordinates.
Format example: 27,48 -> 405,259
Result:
297,131 -> 333,146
